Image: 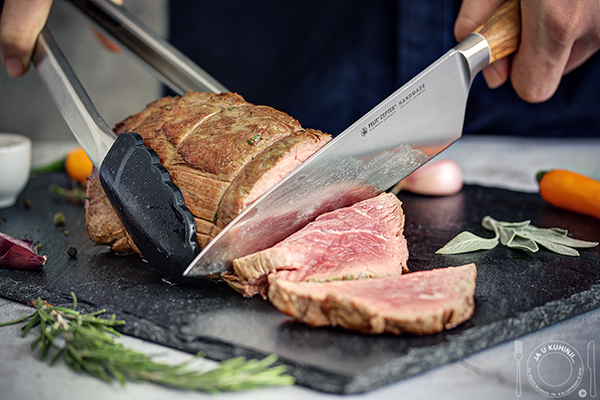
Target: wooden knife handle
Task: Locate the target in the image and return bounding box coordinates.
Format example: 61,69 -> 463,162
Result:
475,0 -> 521,63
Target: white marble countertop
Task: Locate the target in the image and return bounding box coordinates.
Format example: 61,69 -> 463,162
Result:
2,135 -> 600,400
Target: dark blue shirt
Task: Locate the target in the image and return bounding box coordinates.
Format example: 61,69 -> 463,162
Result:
169,0 -> 600,137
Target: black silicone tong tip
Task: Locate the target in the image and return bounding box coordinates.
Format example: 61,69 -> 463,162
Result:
99,132 -> 199,282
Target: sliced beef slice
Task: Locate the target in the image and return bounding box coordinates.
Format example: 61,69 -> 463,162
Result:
85,91 -> 330,254
225,193 -> 408,298
268,263 -> 477,335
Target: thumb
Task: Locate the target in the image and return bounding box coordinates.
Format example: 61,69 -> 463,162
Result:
454,0 -> 507,41
0,0 -> 54,78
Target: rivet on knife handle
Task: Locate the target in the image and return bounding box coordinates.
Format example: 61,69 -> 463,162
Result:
475,0 -> 521,63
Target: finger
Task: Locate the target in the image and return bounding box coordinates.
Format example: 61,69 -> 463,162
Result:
454,0 -> 507,42
482,58 -> 510,89
563,36 -> 600,74
0,0 -> 53,78
510,1 -> 574,103
563,42 -> 600,75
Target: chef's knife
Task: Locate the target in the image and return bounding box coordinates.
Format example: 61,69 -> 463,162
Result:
32,27 -> 201,281
184,0 -> 521,276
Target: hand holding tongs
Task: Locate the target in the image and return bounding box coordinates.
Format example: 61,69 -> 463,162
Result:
32,0 -> 227,280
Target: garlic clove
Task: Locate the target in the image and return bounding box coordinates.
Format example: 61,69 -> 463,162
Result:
0,232 -> 47,270
392,159 -> 463,196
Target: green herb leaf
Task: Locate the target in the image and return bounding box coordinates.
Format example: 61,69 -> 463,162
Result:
498,226 -> 516,246
504,232 -> 539,252
534,239 -> 580,257
520,226 -> 598,248
482,215 -> 531,233
247,133 -> 262,146
437,215 -> 598,256
1,293 -> 294,392
49,185 -> 88,202
435,231 -> 499,254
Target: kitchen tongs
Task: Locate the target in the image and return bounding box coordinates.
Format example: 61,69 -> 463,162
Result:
33,0 -> 226,280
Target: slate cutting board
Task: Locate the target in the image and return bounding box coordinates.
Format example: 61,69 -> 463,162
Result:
0,172 -> 599,394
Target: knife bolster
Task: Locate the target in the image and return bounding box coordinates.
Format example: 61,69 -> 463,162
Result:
454,33 -> 492,80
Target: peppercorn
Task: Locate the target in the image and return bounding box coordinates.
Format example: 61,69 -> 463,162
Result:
67,246 -> 78,258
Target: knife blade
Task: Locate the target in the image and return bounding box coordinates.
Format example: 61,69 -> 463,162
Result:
33,28 -> 199,281
185,0 -> 521,276
590,340 -> 597,398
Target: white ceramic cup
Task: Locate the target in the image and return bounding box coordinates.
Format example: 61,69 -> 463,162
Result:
0,133 -> 32,209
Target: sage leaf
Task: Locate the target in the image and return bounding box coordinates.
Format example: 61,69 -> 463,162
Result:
482,215 -> 531,233
435,231 -> 499,254
498,227 -> 516,246
521,226 -> 599,248
547,227 -> 569,236
504,234 -> 539,252
481,215 -> 498,233
437,215 -> 598,256
535,239 -> 580,257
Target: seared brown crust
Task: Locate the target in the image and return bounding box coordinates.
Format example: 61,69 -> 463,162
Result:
267,263 -> 477,335
85,92 -> 331,254
178,104 -> 303,178
85,169 -> 131,253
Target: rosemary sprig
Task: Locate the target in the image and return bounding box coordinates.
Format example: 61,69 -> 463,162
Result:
0,293 -> 294,392
49,185 -> 88,202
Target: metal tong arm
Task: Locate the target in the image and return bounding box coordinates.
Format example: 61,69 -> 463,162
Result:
64,0 -> 228,95
33,28 -> 116,167
33,26 -> 200,281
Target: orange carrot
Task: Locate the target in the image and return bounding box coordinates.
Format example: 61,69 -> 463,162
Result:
537,169 -> 600,220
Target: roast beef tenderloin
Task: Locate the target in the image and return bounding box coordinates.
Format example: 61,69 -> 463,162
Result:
84,91 -> 476,337
225,193 -> 409,298
268,263 -> 477,335
85,91 -> 331,253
